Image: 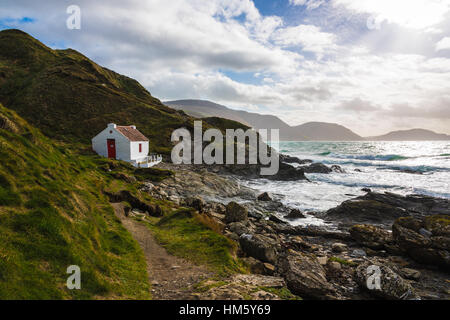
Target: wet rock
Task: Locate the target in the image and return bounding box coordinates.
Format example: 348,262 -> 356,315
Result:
355,263 -> 418,300
349,224 -> 392,250
277,250 -> 335,299
392,215 -> 450,269
269,163 -> 309,181
324,199 -> 409,227
225,201 -> 248,223
239,234 -> 279,264
279,154 -> 312,165
285,209 -> 306,220
257,192 -> 272,201
331,165 -> 345,173
301,163 -> 333,174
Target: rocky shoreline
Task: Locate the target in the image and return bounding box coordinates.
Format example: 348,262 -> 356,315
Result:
142,158 -> 450,300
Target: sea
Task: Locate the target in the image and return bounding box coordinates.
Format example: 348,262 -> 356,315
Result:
243,141 -> 450,227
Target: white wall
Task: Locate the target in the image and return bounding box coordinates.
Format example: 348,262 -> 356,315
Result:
130,141 -> 149,161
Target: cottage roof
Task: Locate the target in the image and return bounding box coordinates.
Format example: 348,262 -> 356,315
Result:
116,126 -> 149,142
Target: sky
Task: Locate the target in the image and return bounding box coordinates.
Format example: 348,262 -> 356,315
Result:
1,0 -> 450,136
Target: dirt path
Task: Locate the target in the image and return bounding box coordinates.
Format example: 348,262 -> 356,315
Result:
111,202 -> 213,300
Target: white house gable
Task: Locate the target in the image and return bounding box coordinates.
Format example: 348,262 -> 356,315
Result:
92,123 -> 161,168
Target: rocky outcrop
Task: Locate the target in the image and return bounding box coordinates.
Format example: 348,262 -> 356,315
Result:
277,250 -> 335,299
324,199 -> 409,227
268,163 -> 308,181
225,201 -> 248,223
239,233 -> 279,264
355,263 -> 418,300
105,190 -> 163,217
257,192 -> 272,201
324,192 -> 450,228
300,163 -> 344,174
349,225 -> 392,250
285,209 -> 306,220
279,154 -> 312,165
392,215 -> 450,270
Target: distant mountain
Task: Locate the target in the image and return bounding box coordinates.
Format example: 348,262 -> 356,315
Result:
165,100 -> 364,141
368,129 -> 450,141
290,122 -> 363,141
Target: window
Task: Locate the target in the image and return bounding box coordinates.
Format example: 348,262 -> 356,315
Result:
109,130 -> 113,134
139,143 -> 142,153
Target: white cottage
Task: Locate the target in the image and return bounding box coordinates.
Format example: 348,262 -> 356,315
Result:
92,123 -> 162,168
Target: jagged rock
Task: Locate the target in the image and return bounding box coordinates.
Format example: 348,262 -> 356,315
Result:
225,201 -> 248,223
392,215 -> 450,269
227,222 -> 248,236
269,163 -> 309,181
285,209 -> 306,220
277,250 -> 335,299
331,165 -> 345,173
324,199 -> 409,227
239,234 -> 278,264
349,224 -> 392,250
355,263 -> 418,300
257,192 -> 272,201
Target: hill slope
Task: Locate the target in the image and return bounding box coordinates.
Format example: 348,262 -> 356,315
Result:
0,29 -> 204,154
0,103 -> 151,299
368,129 -> 450,141
165,99 -> 363,141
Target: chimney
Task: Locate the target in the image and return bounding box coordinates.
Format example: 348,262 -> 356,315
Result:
108,123 -> 117,129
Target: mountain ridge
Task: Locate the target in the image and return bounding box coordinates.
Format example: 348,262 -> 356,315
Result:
166,99 -> 450,141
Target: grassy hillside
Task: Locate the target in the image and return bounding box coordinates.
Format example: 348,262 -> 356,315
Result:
0,103 -> 151,299
0,29 -> 200,154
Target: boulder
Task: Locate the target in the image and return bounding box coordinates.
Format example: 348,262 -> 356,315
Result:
225,201 -> 248,223
239,234 -> 278,264
184,196 -> 206,213
285,209 -> 306,220
392,215 -> 450,269
277,250 -> 335,299
331,243 -> 348,253
349,224 -> 392,250
355,263 -> 418,300
324,199 -> 409,227
269,163 -> 308,181
400,268 -> 421,281
257,192 -> 272,201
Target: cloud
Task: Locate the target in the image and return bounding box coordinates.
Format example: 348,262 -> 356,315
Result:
436,37 -> 450,51
337,98 -> 379,113
0,0 -> 449,135
289,0 -> 325,10
333,0 -> 450,30
271,24 -> 337,55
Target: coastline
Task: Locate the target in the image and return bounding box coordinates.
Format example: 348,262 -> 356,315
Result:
143,158 -> 450,300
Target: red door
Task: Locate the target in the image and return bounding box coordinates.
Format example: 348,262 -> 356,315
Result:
107,139 -> 116,159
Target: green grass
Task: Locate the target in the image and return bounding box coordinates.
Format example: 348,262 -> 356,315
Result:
0,104 -> 150,299
146,209 -> 247,276
259,287 -> 302,300
329,257 -> 358,267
